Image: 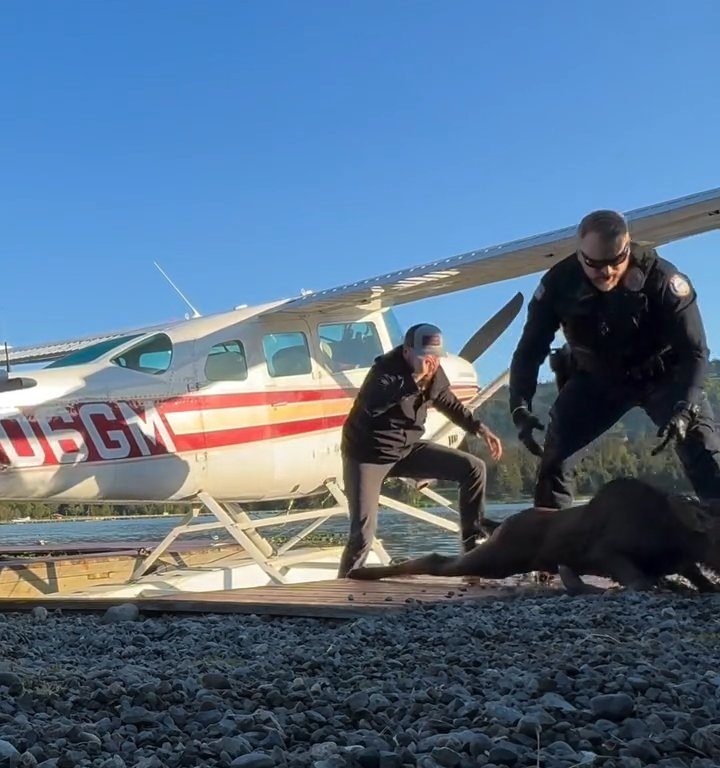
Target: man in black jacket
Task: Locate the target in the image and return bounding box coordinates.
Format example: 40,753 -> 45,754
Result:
509,208 -> 720,510
337,323 -> 503,578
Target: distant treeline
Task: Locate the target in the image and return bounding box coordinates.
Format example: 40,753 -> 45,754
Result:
4,361 -> 720,521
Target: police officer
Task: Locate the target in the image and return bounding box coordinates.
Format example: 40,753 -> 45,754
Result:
337,323 -> 503,578
509,208 -> 720,510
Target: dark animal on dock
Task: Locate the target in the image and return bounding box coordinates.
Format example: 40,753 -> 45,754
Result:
348,477 -> 720,594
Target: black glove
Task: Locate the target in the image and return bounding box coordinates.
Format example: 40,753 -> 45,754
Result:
512,406 -> 545,457
657,401 -> 696,443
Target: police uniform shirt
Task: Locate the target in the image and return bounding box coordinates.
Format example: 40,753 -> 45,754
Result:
508,244 -> 709,412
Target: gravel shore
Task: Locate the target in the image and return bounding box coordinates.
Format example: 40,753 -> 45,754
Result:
1,592 -> 719,767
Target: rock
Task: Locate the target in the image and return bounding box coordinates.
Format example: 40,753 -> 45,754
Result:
0,740 -> 21,763
590,693 -> 635,721
368,694 -> 391,712
545,741 -> 578,759
378,753 -> 403,768
691,724 -> 720,754
516,711 -> 556,737
430,747 -> 462,767
229,754 -> 274,768
626,738 -> 661,762
31,607 -> 48,622
195,709 -> 223,727
626,676 -> 649,692
357,748 -> 381,768
102,604 -> 140,623
576,753 -> 598,766
617,718 -> 649,741
487,741 -> 520,766
201,673 -> 232,690
539,693 -> 576,712
315,759 -> 345,768
310,743 -> 340,760
213,737 -> 252,758
0,673 -> 23,696
120,707 -> 157,725
466,733 -> 493,755
485,703 -> 522,727
345,692 -> 369,712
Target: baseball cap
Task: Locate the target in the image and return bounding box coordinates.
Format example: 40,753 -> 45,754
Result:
403,323 -> 446,357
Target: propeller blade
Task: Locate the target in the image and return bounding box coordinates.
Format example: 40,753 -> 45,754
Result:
458,291 -> 524,363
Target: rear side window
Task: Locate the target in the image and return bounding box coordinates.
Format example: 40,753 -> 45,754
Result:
205,340 -> 248,381
263,332 -> 312,377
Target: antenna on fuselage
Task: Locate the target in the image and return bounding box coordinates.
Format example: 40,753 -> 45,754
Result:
154,261 -> 202,318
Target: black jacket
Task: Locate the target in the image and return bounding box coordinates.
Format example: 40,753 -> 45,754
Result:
509,245 -> 710,411
341,346 -> 482,463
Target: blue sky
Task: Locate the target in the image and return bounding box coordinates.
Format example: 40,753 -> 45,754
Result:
1,1 -> 719,385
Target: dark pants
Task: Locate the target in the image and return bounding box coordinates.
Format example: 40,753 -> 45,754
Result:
536,372 -> 720,509
337,441 -> 487,577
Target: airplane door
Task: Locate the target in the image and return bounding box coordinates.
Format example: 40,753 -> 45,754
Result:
258,318 -> 329,497
310,317 -> 387,481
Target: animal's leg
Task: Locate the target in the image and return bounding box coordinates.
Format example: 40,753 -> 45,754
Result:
557,565 -> 605,596
604,555 -> 655,591
680,564 -> 719,593
349,537 -> 523,581
348,552 -> 461,580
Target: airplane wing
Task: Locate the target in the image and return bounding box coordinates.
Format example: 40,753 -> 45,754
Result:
263,186 -> 720,315
7,186 -> 719,364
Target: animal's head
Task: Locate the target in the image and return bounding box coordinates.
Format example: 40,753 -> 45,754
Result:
669,494 -> 720,577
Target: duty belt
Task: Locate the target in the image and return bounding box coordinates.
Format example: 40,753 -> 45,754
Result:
569,344 -> 673,381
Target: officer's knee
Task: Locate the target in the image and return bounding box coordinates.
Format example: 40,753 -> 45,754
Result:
466,454 -> 486,481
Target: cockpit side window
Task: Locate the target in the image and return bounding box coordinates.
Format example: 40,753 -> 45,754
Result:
111,333 -> 173,375
46,334 -> 143,368
317,322 -> 383,372
262,332 -> 312,377
205,340 -> 248,381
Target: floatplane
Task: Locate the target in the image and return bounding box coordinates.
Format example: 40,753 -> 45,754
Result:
1,187 -> 719,599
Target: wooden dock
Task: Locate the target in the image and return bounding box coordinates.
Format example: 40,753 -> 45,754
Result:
0,576 -> 562,619
0,542 -> 245,599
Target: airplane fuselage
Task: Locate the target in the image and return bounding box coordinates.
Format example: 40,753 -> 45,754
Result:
0,303 -> 479,503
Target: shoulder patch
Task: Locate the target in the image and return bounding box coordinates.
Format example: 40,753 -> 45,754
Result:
668,273 -> 691,298
533,283 -> 546,301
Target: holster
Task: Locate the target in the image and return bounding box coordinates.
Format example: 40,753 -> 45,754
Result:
549,344 -> 575,391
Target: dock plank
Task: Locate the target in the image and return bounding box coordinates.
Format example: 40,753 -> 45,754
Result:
0,576 -> 561,619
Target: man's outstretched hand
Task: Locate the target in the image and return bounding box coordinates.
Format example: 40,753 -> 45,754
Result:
478,424 -> 503,461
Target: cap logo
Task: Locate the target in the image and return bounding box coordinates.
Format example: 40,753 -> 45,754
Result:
422,333 -> 441,346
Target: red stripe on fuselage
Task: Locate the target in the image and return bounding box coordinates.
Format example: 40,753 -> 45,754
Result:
173,414 -> 349,452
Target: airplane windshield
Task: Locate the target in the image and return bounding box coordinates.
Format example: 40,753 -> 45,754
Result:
46,334 -> 143,368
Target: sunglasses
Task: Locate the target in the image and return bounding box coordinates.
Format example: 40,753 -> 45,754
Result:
579,246 -> 630,270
